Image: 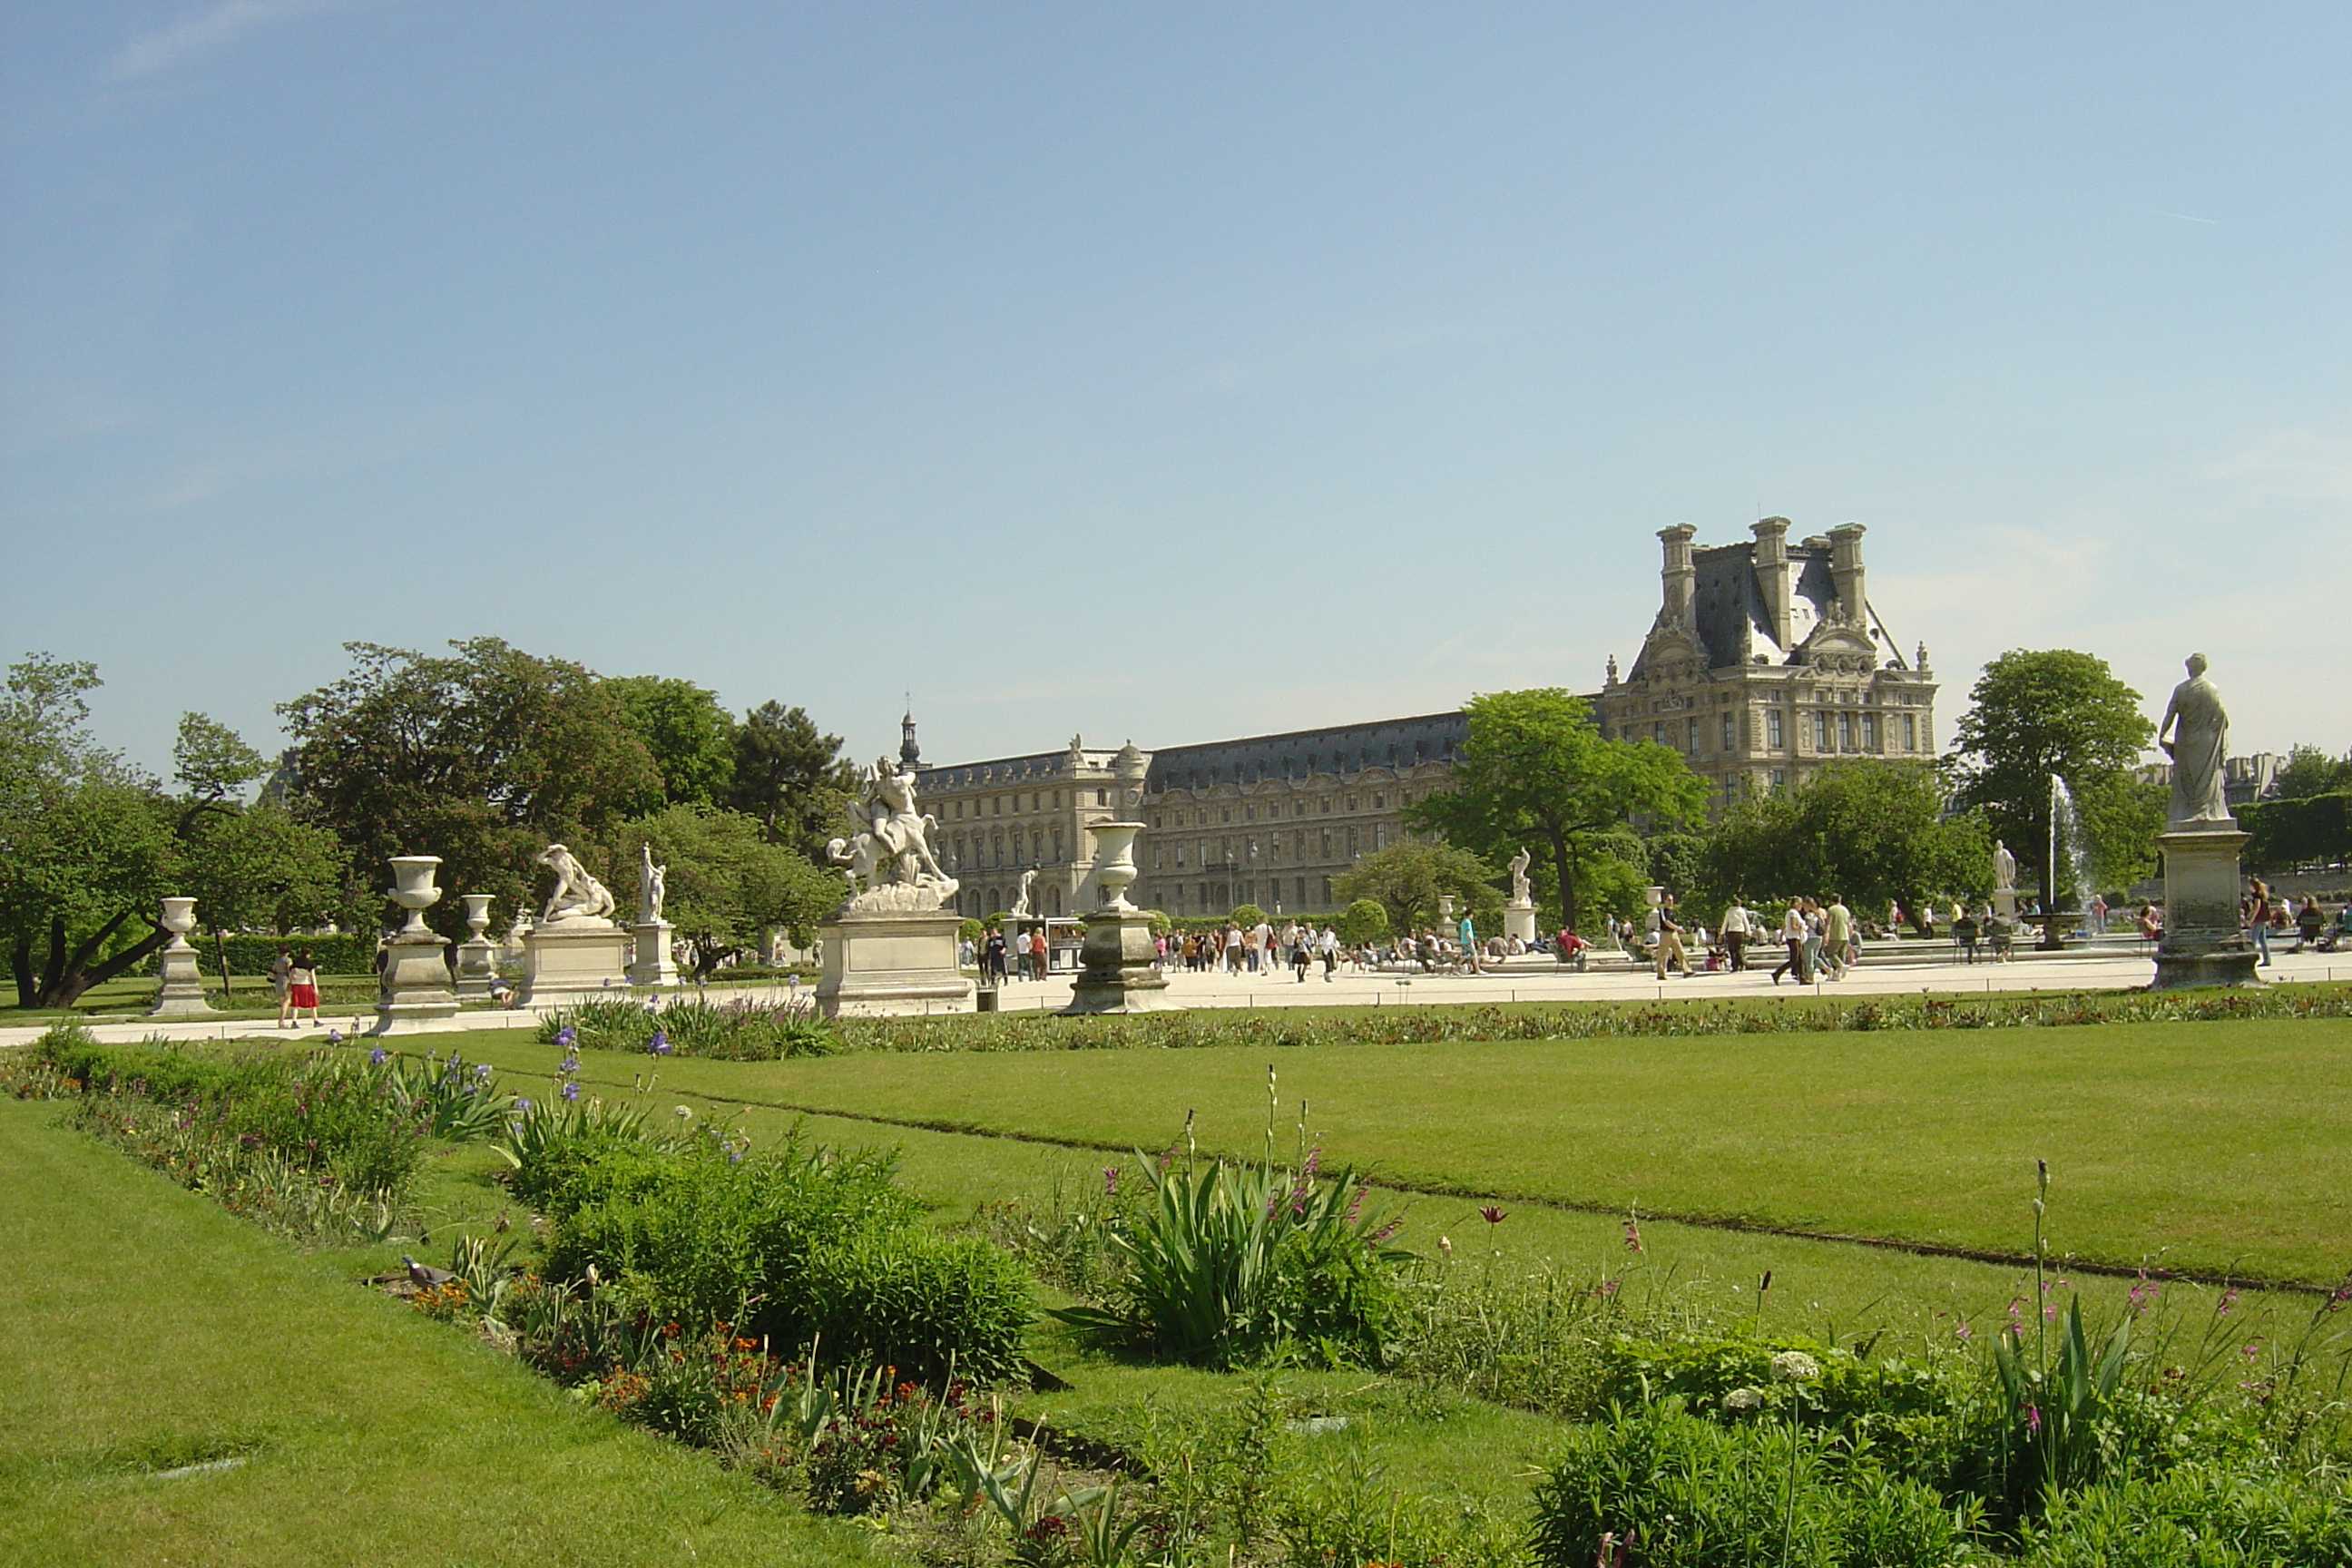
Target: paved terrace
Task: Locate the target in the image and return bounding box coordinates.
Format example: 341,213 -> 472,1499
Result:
5,943 -> 2345,1047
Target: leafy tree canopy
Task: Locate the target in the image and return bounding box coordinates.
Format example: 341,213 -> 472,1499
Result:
2272,744 -> 2352,801
278,639 -> 662,936
1690,760 -> 1993,923
603,674 -> 737,814
1335,898 -> 1389,946
598,804 -> 840,976
1949,650 -> 2156,906
729,701 -> 857,859
1404,689 -> 1707,933
1330,838 -> 1501,941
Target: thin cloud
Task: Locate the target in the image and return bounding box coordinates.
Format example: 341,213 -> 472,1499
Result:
113,0 -> 345,79
2145,210 -> 2219,226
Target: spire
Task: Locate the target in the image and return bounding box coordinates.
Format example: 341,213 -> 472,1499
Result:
899,702 -> 921,768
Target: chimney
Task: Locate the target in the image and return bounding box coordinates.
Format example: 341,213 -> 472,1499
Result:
1751,517 -> 1791,649
1828,524 -> 1867,629
1658,524 -> 1697,627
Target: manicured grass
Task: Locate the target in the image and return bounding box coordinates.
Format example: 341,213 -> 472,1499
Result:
539,1015 -> 2352,1287
0,1097 -> 877,1567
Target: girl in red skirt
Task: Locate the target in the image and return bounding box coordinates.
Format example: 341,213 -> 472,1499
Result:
285,950 -> 321,1028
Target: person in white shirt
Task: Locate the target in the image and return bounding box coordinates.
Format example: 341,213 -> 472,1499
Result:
1720,900 -> 1752,971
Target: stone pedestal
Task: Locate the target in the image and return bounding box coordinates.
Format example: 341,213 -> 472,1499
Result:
519,920 -> 632,1005
148,896 -> 213,1016
1063,909 -> 1171,1014
454,894 -> 498,1000
815,910 -> 973,1017
1504,901 -> 1538,945
628,920 -> 681,987
371,934 -> 461,1034
2151,828 -> 2260,990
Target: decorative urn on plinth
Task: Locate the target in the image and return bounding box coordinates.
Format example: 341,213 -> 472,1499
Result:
453,893 -> 500,1001
148,896 -> 214,1016
1063,821 -> 1171,1015
373,856 -> 463,1034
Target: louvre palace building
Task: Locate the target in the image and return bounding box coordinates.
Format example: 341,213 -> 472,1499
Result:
916,518 -> 1937,922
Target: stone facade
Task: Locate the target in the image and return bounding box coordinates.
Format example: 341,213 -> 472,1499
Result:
920,517 -> 1935,920
1592,520 -> 1937,806
913,720 -> 1152,919
1134,714 -> 1465,916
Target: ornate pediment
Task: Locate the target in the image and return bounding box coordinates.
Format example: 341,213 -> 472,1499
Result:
1792,622 -> 1877,673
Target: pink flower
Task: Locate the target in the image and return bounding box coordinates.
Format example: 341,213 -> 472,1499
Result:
1101,1166 -> 1118,1195
1622,1218 -> 1643,1253
2217,1288 -> 2238,1316
2025,1405 -> 2042,1436
1478,1205 -> 1505,1226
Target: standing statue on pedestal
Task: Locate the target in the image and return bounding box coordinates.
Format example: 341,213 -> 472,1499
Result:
1506,847 -> 1534,906
1993,841 -> 2017,892
1010,868 -> 1036,918
2159,652 -> 2233,828
638,842 -> 667,925
827,756 -> 960,912
538,844 -> 616,924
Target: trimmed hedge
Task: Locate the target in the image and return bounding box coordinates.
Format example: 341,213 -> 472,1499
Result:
2242,791 -> 2352,870
204,933 -> 382,976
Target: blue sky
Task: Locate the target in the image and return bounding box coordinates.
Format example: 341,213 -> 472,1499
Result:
4,2 -> 2347,779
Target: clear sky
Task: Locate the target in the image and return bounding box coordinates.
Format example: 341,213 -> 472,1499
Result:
5,2 -> 2347,779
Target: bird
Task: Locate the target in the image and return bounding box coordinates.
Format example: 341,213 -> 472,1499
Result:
402,1254 -> 456,1289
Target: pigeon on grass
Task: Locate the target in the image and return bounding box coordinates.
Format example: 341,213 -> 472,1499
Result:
402,1254 -> 457,1289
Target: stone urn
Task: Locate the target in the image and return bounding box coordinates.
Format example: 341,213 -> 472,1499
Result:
461,893 -> 494,938
1086,821 -> 1144,910
387,856 -> 443,936
158,897 -> 198,947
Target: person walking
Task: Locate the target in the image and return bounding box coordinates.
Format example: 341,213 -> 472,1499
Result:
1720,898 -> 1751,971
1822,896 -> 1853,979
1772,899 -> 1810,985
1318,924 -> 1338,980
270,946 -> 296,1025
984,928 -> 1008,984
284,949 -> 321,1028
1652,895 -> 1691,979
2245,878 -> 2274,966
1029,926 -> 1049,982
1290,934 -> 1312,982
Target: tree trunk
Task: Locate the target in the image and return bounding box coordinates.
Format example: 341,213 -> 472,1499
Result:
33,908 -> 171,1009
1547,825 -> 1580,935
11,934 -> 35,1010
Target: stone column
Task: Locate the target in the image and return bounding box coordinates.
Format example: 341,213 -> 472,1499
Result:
372,856 -> 462,1035
1063,822 -> 1171,1014
628,920 -> 680,987
2150,828 -> 2260,989
148,897 -> 214,1016
453,894 -> 499,1000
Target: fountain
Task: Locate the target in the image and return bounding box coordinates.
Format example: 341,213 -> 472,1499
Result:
2034,775 -> 2096,950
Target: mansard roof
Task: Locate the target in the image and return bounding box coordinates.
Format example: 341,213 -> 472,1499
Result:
1143,710 -> 1466,793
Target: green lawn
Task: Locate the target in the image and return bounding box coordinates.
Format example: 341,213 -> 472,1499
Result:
528,1015 -> 2352,1288
0,1096 -> 877,1567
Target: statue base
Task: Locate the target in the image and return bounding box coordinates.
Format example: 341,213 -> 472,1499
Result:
453,936 -> 500,1000
815,910 -> 972,1018
149,940 -> 213,1017
371,933 -> 461,1034
628,920 -> 681,987
518,920 -> 632,1006
1062,908 -> 1171,1014
1504,902 -> 1538,945
2151,828 -> 2260,990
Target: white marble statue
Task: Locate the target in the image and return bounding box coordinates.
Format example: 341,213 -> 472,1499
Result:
538,843 -> 617,924
1993,840 -> 2017,892
1506,846 -> 1533,906
2159,652 -> 2232,828
638,842 -> 667,925
1010,868 -> 1037,918
827,755 -> 960,912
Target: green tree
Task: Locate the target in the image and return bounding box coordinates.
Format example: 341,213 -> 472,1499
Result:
729,701 -> 857,858
278,640 -> 662,936
0,657 -> 175,1006
180,805 -> 347,940
1404,689 -> 1708,933
1949,651 -> 2158,909
1330,838 -> 1500,940
1335,898 -> 1389,946
1692,760 -> 1993,922
603,674 -> 737,813
2272,744 -> 2352,801
603,804 -> 840,976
